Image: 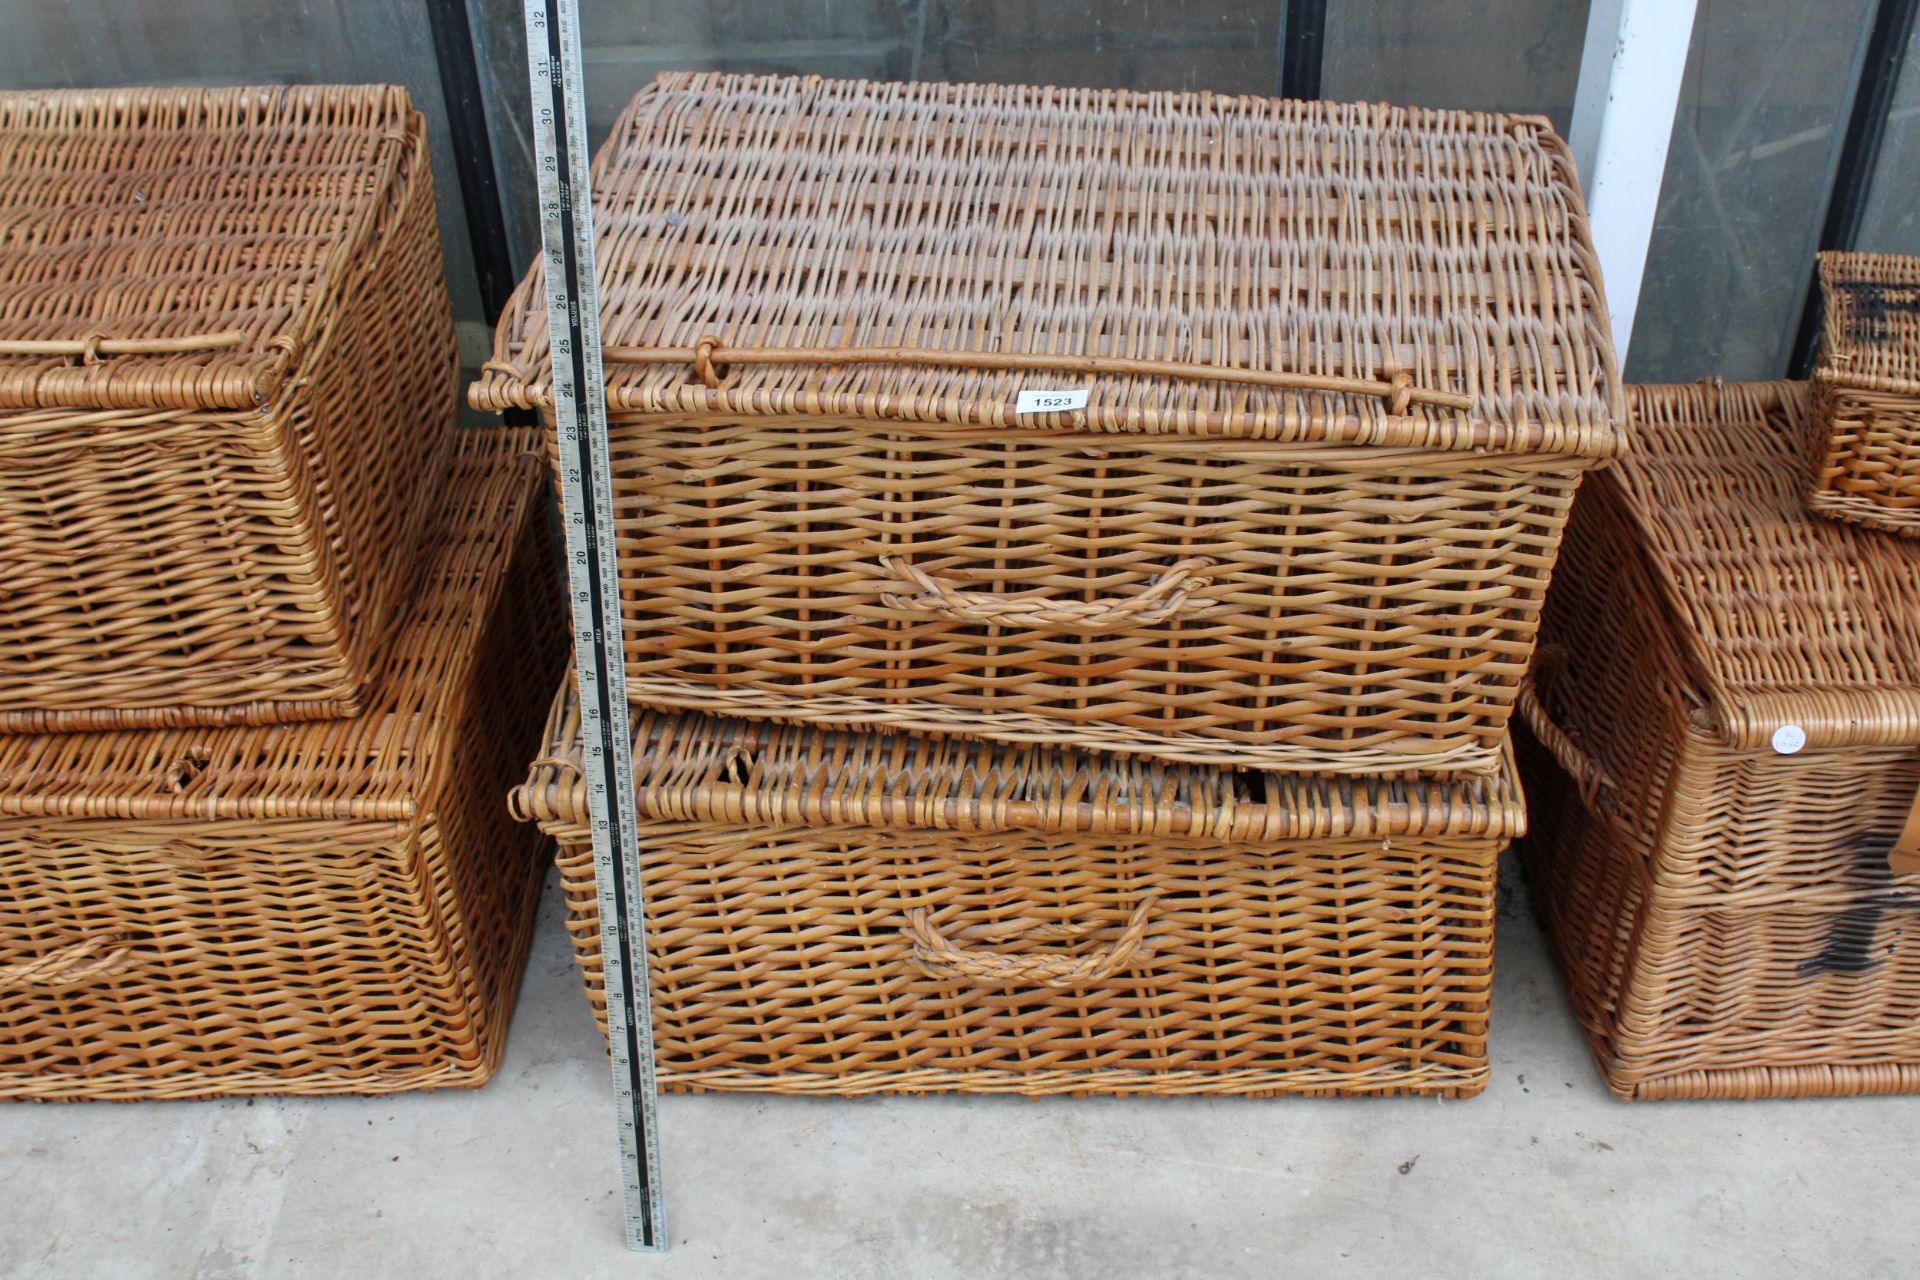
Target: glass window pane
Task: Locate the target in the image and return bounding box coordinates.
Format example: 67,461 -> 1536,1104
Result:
1322,0 -> 1592,133
1857,28 -> 1920,255
916,0 -> 1279,96
1628,0 -> 1873,382
578,1 -> 914,135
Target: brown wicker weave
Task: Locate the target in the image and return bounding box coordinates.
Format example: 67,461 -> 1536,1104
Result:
0,428 -> 562,1101
511,681 -> 1522,1098
1517,379 -> 1920,1100
1810,253 -> 1920,535
474,71 -> 1622,776
0,86 -> 456,733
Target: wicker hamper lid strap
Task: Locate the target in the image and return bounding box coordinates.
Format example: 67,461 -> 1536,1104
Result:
0,331 -> 247,361
604,339 -> 1476,413
0,329 -> 301,406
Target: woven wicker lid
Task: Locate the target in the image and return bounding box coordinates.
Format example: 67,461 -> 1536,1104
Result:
0,85 -> 420,412
474,72 -> 1621,457
0,427 -> 543,822
512,682 -> 1523,843
1815,251 -> 1920,393
1607,380 -> 1920,751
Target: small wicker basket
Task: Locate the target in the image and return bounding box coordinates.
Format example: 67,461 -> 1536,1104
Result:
1809,252 -> 1920,535
512,681 -> 1522,1098
476,72 -> 1623,777
1518,380 -> 1920,1100
0,428 -> 562,1100
0,86 -> 456,733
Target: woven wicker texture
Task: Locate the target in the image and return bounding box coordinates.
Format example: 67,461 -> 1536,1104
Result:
0,85 -> 456,732
0,428 -> 565,1100
1517,380 -> 1920,1100
1810,252 -> 1920,535
513,682 -> 1521,1097
474,71 -> 1622,776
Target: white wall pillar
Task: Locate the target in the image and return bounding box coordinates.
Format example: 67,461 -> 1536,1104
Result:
1568,0 -> 1700,368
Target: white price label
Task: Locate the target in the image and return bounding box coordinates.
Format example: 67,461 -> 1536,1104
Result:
1771,724 -> 1807,755
1015,388 -> 1090,414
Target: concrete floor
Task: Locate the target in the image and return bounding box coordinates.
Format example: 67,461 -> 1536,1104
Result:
4,857 -> 1917,1280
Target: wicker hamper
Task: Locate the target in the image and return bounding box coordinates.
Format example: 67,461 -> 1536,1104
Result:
1809,252 -> 1920,535
511,681 -> 1522,1097
0,86 -> 456,733
474,72 -> 1622,776
0,428 -> 562,1101
1518,379 -> 1920,1101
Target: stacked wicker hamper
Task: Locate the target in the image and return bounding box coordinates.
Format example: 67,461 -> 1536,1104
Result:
0,87 -> 562,1099
490,73 -> 1622,1098
1518,380 -> 1920,1100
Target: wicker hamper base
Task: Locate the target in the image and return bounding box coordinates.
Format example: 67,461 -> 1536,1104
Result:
542,802 -> 1504,1099
0,428 -> 562,1100
1511,380 -> 1920,1101
1518,726 -> 1920,1102
0,802 -> 542,1102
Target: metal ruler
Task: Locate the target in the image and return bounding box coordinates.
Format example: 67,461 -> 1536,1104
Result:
522,0 -> 667,1252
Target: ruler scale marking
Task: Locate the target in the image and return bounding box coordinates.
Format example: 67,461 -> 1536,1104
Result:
522,0 -> 667,1252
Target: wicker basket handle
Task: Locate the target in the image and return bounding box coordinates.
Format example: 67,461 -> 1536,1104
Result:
1515,676 -> 1616,807
604,338 -> 1476,412
880,558 -> 1215,629
0,933 -> 136,990
903,897 -> 1158,987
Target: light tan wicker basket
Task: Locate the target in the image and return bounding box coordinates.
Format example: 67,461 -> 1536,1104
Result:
1517,380 -> 1920,1100
1810,252 -> 1920,535
0,86 -> 456,733
474,72 -> 1622,777
511,681 -> 1522,1098
0,428 -> 562,1100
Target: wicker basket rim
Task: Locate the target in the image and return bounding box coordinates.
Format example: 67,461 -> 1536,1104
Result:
1606,378 -> 1920,751
511,680 -> 1525,844
0,84 -> 420,413
472,71 -> 1622,458
0,428 -> 543,822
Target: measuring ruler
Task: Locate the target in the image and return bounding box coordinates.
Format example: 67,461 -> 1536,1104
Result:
522,0 -> 667,1252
